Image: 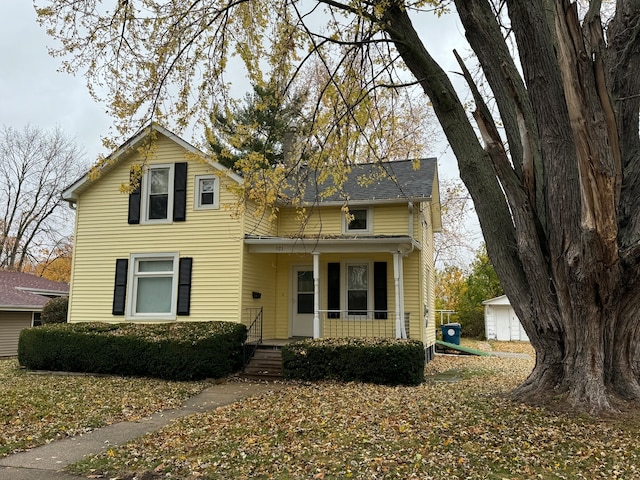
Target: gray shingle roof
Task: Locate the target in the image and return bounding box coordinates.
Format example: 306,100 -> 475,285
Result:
0,271 -> 69,309
288,158 -> 437,205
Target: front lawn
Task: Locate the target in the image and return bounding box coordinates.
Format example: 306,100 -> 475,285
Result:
69,344 -> 640,479
0,359 -> 207,457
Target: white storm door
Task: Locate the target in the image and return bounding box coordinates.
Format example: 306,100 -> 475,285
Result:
292,266 -> 314,337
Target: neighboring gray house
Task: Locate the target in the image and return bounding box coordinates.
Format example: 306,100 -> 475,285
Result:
0,271 -> 69,357
482,295 -> 529,342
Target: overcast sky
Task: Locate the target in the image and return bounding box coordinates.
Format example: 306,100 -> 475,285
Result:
0,0 -> 111,164
1,1 -> 469,179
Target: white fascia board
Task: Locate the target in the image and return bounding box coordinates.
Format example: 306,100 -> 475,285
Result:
0,305 -> 43,312
245,236 -> 420,254
283,197 -> 431,208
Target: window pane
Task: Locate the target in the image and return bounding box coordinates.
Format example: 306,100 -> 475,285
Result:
200,178 -> 215,193
138,259 -> 174,272
298,270 -> 313,292
348,291 -> 367,313
201,192 -> 214,205
297,293 -> 314,314
136,277 -> 173,313
348,209 -> 367,230
149,195 -> 168,219
348,265 -> 368,290
150,168 -> 169,194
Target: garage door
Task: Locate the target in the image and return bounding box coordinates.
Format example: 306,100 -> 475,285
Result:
0,311 -> 33,357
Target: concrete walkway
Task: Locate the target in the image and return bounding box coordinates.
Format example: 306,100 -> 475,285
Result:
0,381 -> 286,480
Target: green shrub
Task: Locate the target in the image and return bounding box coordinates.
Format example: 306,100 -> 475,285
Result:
40,296 -> 69,324
458,308 -> 486,339
282,338 -> 425,386
18,321 -> 247,381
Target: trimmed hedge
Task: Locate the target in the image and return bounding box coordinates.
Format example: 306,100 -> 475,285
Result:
18,321 -> 247,381
282,338 -> 425,386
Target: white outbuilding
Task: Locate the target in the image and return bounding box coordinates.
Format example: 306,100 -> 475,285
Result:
482,295 -> 529,341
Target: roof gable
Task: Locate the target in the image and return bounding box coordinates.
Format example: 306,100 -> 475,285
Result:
0,271 -> 69,309
62,124 -> 242,202
482,295 -> 511,306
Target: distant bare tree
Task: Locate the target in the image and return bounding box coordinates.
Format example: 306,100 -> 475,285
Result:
0,125 -> 84,271
434,178 -> 479,269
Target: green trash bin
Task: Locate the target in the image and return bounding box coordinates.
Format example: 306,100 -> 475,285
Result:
441,323 -> 461,345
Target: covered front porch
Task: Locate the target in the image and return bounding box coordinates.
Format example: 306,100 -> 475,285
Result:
244,235 -> 420,341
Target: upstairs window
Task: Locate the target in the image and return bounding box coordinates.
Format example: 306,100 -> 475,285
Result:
147,167 -> 173,220
143,164 -> 174,222
128,163 -> 187,224
194,174 -> 219,209
343,207 -> 372,234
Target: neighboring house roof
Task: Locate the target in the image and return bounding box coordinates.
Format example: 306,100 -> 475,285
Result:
62,123 -> 243,203
0,271 -> 69,310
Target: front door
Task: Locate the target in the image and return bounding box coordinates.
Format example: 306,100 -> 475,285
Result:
292,266 -> 314,337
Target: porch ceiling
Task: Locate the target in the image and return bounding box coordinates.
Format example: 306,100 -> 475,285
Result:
244,235 -> 419,254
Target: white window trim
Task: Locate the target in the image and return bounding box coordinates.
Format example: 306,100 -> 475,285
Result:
343,260 -> 374,318
194,174 -> 219,210
342,207 -> 373,234
141,163 -> 175,224
126,252 -> 179,320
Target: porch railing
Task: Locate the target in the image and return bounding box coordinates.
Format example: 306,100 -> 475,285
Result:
319,311 -> 410,339
243,307 -> 263,369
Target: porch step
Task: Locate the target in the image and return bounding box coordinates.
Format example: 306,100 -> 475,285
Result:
241,347 -> 283,380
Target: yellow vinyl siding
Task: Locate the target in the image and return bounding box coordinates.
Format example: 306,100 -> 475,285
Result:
371,204 -> 410,236
239,202 -> 278,335
0,311 -> 33,357
278,203 -> 412,237
69,134 -> 244,324
240,247 -> 278,336
421,202 -> 436,346
277,206 -> 341,236
402,252 -> 422,341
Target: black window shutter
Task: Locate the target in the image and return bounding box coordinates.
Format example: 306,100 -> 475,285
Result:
177,257 -> 193,315
374,262 -> 388,319
327,262 -> 340,319
112,259 -> 128,315
128,169 -> 141,224
173,162 -> 188,222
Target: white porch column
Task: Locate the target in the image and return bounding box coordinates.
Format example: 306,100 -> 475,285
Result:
393,252 -> 402,339
313,252 -> 321,338
398,254 -> 406,339
393,252 -> 407,339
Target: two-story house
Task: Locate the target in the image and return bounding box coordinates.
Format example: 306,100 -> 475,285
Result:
62,124 -> 441,359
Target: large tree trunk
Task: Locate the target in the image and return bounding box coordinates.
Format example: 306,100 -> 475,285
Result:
382,0 -> 640,413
